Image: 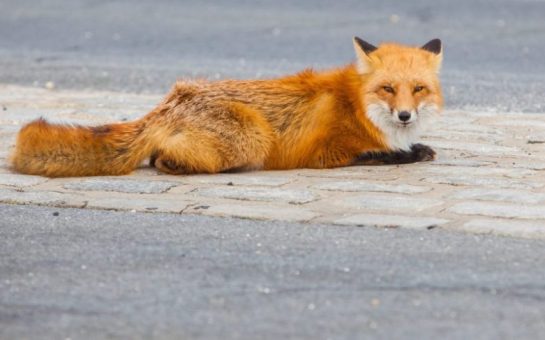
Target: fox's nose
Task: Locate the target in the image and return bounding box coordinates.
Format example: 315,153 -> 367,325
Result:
398,111 -> 411,122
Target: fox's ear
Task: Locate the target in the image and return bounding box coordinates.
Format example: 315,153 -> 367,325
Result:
353,37 -> 377,74
421,39 -> 442,55
421,38 -> 442,72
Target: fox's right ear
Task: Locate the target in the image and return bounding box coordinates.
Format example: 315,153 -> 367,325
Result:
353,37 -> 377,74
421,39 -> 442,55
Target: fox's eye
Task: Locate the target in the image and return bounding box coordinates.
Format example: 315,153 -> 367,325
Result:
382,86 -> 395,94
414,85 -> 425,93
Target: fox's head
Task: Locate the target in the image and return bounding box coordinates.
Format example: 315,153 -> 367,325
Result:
353,37 -> 443,151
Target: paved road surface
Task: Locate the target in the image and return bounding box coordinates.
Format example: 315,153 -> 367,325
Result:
1,204 -> 545,339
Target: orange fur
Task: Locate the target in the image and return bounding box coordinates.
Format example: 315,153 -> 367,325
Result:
10,38 -> 443,177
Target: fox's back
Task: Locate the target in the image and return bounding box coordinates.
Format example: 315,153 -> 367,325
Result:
166,67 -> 372,168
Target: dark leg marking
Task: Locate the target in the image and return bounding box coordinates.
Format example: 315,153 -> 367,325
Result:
149,152 -> 159,167
155,158 -> 190,175
162,159 -> 182,171
354,143 -> 436,165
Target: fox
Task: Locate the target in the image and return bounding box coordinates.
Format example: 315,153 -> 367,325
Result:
10,37 -> 443,178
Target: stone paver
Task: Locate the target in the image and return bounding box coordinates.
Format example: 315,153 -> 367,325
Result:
63,178 -> 179,194
448,188 -> 545,204
188,202 -> 318,222
311,180 -> 431,194
426,140 -> 520,157
180,173 -> 293,187
85,196 -> 192,213
330,214 -> 449,230
462,218 -> 545,239
1,84 -> 545,239
0,188 -> 87,208
194,186 -> 318,204
0,174 -> 48,187
422,175 -> 543,190
423,165 -> 536,178
329,193 -> 443,212
448,202 -> 545,220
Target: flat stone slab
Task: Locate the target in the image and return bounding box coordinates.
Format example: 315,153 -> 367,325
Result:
85,196 -> 192,213
311,180 -> 431,194
331,214 -> 449,230
0,188 -> 86,207
181,173 -> 293,187
331,193 -> 443,212
422,165 -> 536,178
188,202 -> 318,222
448,202 -> 545,220
1,84 -> 545,239
63,178 -> 179,194
462,218 -> 545,239
427,141 -> 520,157
0,173 -> 49,187
448,188 -> 545,204
422,175 -> 543,190
194,186 -> 318,204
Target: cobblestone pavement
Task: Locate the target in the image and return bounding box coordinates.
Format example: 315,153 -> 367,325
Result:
1,84 -> 545,239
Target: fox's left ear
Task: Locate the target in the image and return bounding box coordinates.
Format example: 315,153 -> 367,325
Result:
353,37 -> 377,74
421,38 -> 442,72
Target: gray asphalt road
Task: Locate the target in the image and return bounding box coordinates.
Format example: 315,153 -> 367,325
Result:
1,0 -> 544,112
1,204 -> 545,340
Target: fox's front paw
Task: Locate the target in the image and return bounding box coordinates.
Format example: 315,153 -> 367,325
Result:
411,143 -> 436,162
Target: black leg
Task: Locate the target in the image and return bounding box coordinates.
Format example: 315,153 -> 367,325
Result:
353,143 -> 436,165
149,151 -> 190,174
161,158 -> 188,173
149,152 -> 158,167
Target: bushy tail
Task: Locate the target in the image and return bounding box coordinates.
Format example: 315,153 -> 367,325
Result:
10,117 -> 156,177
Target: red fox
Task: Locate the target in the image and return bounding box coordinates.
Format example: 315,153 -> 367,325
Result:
10,37 -> 443,177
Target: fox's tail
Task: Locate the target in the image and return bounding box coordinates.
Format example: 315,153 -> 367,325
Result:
10,116 -> 157,177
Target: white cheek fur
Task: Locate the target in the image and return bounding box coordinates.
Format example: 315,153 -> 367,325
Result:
366,102 -> 440,151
